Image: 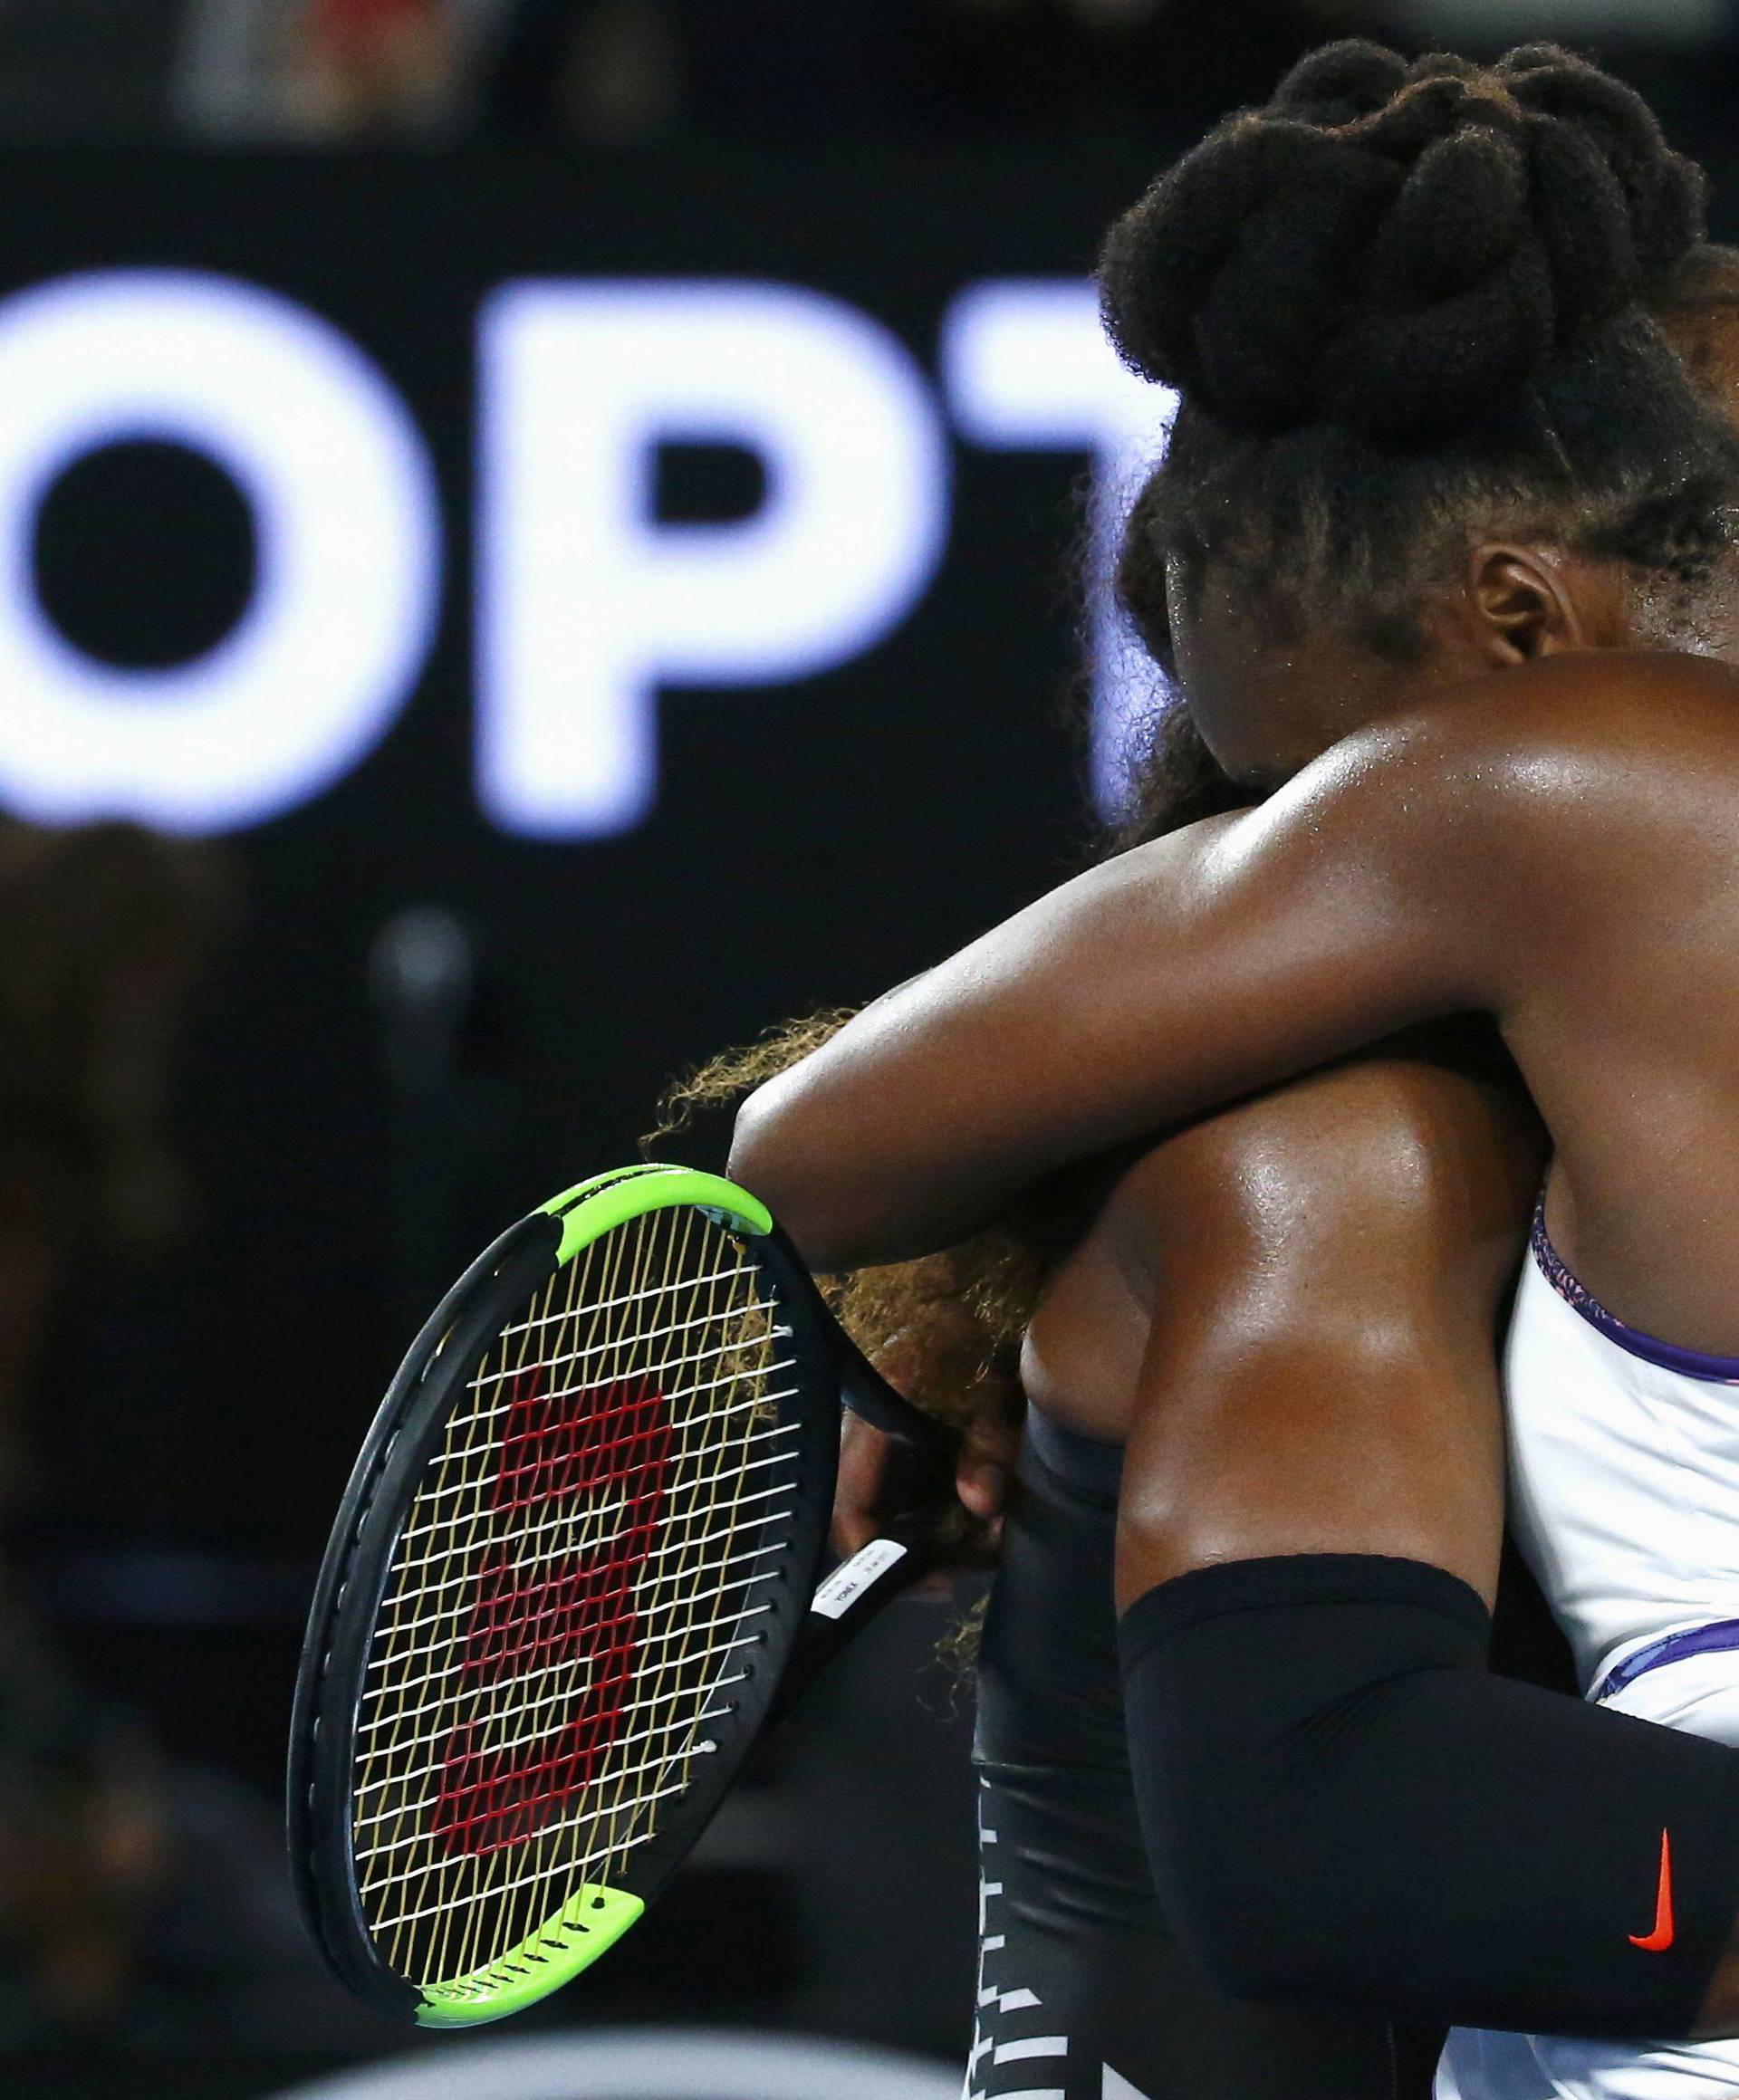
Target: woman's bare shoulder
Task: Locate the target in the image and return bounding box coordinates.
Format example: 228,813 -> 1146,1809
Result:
1107,1038 -> 1543,1278
1368,650 -> 1739,781
1239,650 -> 1739,935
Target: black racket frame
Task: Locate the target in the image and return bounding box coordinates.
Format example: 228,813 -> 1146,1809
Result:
288,1197 -> 949,2024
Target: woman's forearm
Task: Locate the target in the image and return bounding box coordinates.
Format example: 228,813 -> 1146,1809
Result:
1121,1555 -> 1739,2038
728,735 -> 1497,1268
727,836 -> 1231,1266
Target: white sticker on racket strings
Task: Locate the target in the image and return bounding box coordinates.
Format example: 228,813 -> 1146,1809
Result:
810,1538 -> 909,1619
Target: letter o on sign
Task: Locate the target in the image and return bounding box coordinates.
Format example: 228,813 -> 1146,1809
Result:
0,271 -> 440,833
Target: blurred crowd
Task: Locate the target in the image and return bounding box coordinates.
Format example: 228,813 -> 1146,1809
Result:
0,0 -> 1726,146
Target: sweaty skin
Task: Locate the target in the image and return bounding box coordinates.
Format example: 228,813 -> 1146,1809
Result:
1024,1055 -> 1533,1612
1053,1042 -> 1739,2042
732,651 -> 1739,1357
831,1040 -> 1739,2038
797,300 -> 1739,2052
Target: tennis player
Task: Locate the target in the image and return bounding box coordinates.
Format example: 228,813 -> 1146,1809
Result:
732,43 -> 1739,2100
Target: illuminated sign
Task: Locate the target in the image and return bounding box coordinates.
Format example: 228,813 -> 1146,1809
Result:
0,271 -> 439,835
477,282 -> 950,837
943,279 -> 1176,815
0,270 -> 1168,838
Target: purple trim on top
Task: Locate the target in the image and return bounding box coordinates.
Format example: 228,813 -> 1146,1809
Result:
1531,1205 -> 1739,1385
1594,1617 -> 1739,1703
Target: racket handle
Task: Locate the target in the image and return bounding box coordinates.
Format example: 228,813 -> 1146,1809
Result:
765,1512 -> 949,1731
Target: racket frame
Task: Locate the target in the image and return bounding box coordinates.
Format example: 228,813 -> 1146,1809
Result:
290,1165 -> 844,2027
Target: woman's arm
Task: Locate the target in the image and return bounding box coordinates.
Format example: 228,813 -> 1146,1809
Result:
1110,1050 -> 1526,1610
1105,1053 -> 1739,2038
730,702 -> 1516,1269
730,649 -> 1739,1272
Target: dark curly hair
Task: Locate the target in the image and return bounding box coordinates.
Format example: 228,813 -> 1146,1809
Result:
1104,41 -> 1739,675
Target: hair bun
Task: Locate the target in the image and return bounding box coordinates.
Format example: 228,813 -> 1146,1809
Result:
1100,40 -> 1708,440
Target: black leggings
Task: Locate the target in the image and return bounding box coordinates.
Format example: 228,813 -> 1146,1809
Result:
968,1409 -> 1445,2100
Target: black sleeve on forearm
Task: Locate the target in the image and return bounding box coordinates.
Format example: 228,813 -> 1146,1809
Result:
1119,1553 -> 1739,2038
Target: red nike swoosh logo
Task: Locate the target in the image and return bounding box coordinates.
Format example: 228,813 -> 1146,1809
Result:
1629,1829 -> 1675,1951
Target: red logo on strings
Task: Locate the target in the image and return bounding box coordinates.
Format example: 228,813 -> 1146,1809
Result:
430,1366 -> 672,1857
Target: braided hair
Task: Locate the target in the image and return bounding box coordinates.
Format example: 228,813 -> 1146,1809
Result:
670,51 -> 1739,1559
1103,42 -> 1739,675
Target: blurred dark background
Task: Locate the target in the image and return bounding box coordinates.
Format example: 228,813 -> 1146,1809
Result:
0,3 -> 1731,2096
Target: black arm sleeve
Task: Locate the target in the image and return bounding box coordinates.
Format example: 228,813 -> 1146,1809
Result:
1119,1554 -> 1739,2038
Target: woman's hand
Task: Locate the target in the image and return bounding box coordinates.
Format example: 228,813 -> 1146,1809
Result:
831,1405 -> 1023,1578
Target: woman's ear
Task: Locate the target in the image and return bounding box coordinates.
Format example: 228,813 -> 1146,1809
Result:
1463,542 -> 1626,662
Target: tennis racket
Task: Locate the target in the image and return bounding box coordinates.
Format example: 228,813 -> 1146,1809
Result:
289,1162 -> 956,2029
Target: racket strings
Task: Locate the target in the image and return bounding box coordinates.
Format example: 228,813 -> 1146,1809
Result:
350,1654 -> 761,1796
363,1207 -> 746,1974
367,1469 -> 801,1640
391,1381 -> 799,1533
486,1271 -> 764,1349
350,1205 -> 801,1990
